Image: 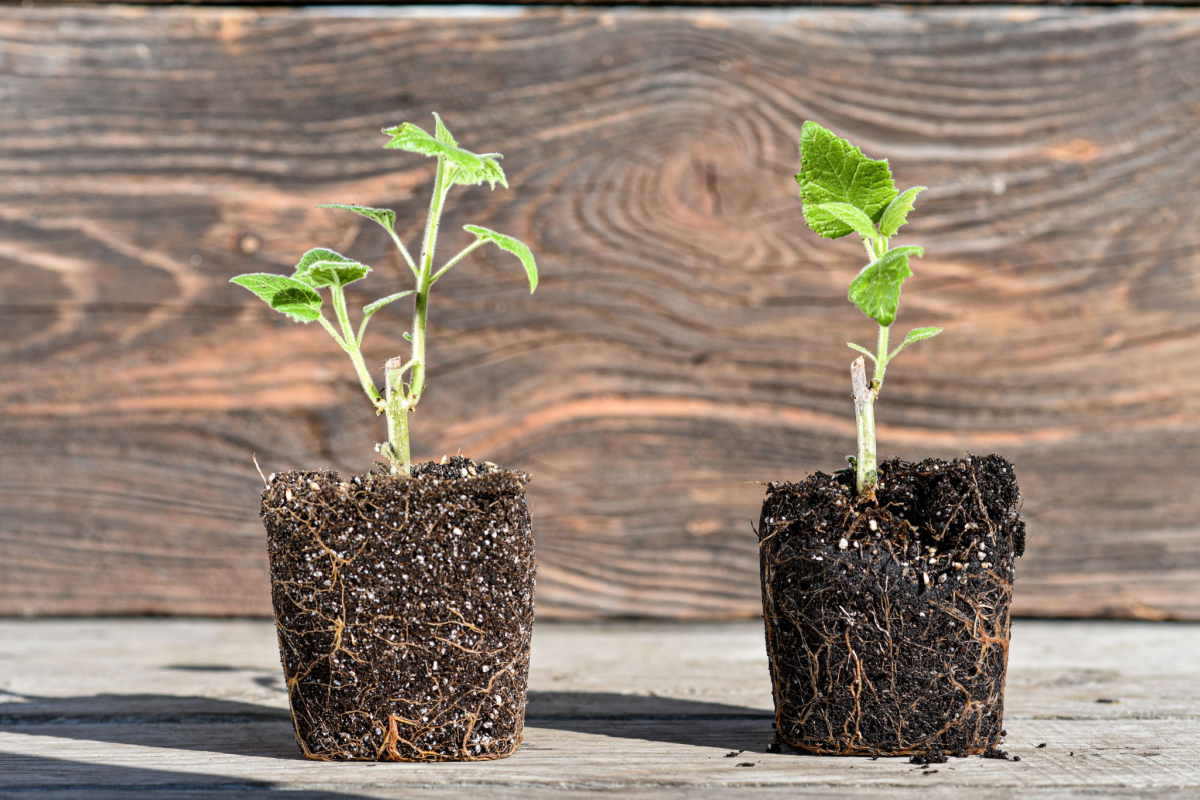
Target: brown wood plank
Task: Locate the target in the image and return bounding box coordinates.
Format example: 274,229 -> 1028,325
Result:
1,620 -> 1198,796
2,6 -> 1200,619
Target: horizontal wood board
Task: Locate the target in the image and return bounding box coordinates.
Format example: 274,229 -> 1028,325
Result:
1,619 -> 1198,797
2,6 -> 1200,619
32,0 -> 1200,6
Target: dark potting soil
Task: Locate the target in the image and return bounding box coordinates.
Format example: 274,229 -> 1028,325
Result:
260,456 -> 535,761
758,454 -> 1025,757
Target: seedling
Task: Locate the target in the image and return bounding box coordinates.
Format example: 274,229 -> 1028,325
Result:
232,114 -> 537,475
795,121 -> 941,500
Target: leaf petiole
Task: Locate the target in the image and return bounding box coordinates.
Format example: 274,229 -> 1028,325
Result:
431,239 -> 486,283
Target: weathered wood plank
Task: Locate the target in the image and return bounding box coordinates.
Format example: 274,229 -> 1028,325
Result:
0,620 -> 1197,797
3,6 -> 1200,618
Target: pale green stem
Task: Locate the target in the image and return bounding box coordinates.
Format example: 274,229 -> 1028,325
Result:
388,229 -> 419,278
408,158 -> 450,407
384,357 -> 411,474
431,239 -> 485,283
376,158 -> 453,475
853,324 -> 890,499
324,290 -> 383,408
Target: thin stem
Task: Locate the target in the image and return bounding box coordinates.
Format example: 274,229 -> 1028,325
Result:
873,324 -> 889,392
431,239 -> 485,283
330,286 -> 384,408
408,157 -> 449,406
389,228 -> 419,277
318,315 -> 348,350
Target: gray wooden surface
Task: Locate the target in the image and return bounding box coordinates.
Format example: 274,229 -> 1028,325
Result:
0,620 -> 1196,797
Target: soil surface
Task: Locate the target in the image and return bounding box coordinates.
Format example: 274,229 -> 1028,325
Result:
260,456 -> 536,761
758,454 -> 1025,757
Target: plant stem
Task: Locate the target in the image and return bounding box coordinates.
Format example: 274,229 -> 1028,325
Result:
384,357 -> 411,472
852,325 -> 890,500
329,287 -> 383,408
377,157 -> 452,475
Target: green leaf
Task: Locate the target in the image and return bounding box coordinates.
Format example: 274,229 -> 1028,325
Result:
878,186 -> 926,238
316,204 -> 395,233
230,273 -> 322,323
796,121 -> 897,239
292,248 -> 371,289
813,202 -> 880,245
363,290 -> 415,320
382,116 -> 507,189
847,342 -> 876,362
463,224 -> 538,293
887,325 -> 943,361
433,112 -> 457,146
847,245 -> 924,326
901,326 -> 942,346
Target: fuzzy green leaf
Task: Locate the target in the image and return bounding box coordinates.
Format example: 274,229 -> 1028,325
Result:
901,326 -> 943,346
887,325 -> 943,361
433,112 -> 457,146
847,246 -> 924,326
363,290 -> 415,320
230,273 -> 322,323
878,186 -> 926,238
463,225 -> 538,293
292,248 -> 371,289
382,117 -> 507,189
796,121 -> 897,239
316,204 -> 396,233
813,202 -> 880,244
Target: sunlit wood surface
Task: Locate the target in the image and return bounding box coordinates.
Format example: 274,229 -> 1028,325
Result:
0,620 -> 1197,798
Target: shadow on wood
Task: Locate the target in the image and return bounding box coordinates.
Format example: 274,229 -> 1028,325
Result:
526,691 -> 773,751
0,753 -> 376,799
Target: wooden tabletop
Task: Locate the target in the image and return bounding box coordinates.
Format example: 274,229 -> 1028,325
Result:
0,619 -> 1196,798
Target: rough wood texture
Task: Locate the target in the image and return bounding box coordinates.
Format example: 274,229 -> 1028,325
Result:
1,620 -> 1198,797
3,6 -> 1200,619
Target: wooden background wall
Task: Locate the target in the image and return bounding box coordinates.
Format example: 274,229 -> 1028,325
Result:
2,3 -> 1199,620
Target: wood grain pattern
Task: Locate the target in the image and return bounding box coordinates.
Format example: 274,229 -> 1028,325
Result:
2,6 -> 1200,618
1,620 -> 1198,797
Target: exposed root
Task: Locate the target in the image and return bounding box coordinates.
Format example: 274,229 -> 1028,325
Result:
261,456 -> 536,762
758,454 -> 1024,757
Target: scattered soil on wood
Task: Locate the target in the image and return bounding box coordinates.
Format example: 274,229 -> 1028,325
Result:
758,454 -> 1025,757
260,456 -> 536,761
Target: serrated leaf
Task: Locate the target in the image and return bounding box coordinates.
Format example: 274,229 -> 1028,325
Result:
230,273 -> 322,323
463,224 -> 538,293
363,290 -> 415,320
316,204 -> 396,233
381,117 -> 507,189
796,121 -> 897,239
291,248 -> 371,288
847,246 -> 923,326
878,186 -> 926,238
433,112 -> 457,146
813,202 -> 880,244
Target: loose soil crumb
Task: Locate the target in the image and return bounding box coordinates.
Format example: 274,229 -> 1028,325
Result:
1037,742 -> 1047,748
736,762 -> 756,767
261,456 -> 535,762
725,750 -> 744,757
983,748 -> 1011,760
759,455 -> 1025,757
910,752 -> 949,765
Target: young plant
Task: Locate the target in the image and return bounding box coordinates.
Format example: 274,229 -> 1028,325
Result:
231,113 -> 537,476
795,121 -> 941,501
